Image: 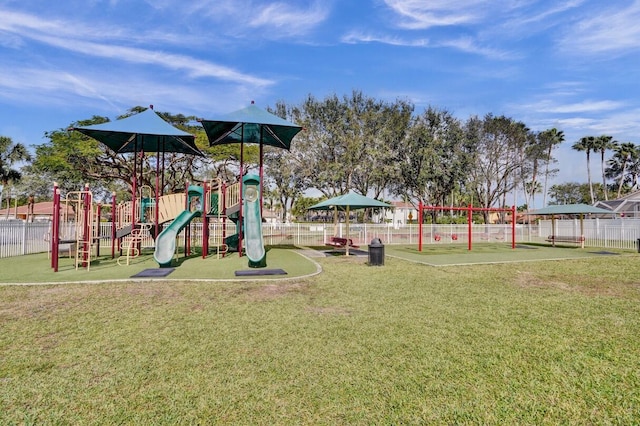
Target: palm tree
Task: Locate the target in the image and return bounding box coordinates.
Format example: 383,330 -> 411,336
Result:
607,142 -> 639,198
0,136 -> 32,212
524,180 -> 543,210
539,128 -> 564,206
592,135 -> 617,200
572,136 -> 597,204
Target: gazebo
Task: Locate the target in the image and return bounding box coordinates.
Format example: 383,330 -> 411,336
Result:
529,204 -> 615,248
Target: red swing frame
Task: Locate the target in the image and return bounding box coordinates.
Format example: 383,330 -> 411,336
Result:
418,202 -> 516,251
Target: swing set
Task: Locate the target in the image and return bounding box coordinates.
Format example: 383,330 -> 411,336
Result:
418,202 -> 516,251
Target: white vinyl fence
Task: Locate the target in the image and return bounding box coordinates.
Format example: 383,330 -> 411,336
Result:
1,219 -> 639,260
0,221 -> 50,259
538,218 -> 640,250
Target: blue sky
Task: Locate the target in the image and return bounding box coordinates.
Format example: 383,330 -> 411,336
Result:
1,0 -> 639,187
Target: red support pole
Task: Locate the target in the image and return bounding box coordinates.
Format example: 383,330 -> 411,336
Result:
238,138 -> 244,258
418,201 -> 423,252
111,192 -> 117,259
222,182 -> 227,258
467,204 -> 473,251
155,152 -> 160,238
96,203 -> 102,257
259,132 -> 264,218
202,180 -> 209,259
511,205 -> 517,249
132,153 -> 137,226
184,182 -> 190,256
52,183 -> 60,271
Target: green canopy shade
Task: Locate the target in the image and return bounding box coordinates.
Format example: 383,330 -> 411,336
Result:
200,103 -> 302,150
308,192 -> 391,211
71,107 -> 204,242
308,193 -> 391,256
199,102 -> 302,258
72,108 -> 203,156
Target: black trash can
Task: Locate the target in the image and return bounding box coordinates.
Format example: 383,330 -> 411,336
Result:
368,238 -> 385,266
637,238 -> 640,253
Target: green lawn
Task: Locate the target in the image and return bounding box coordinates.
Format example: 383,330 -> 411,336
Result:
0,247 -> 319,284
1,249 -> 640,424
385,242 -> 634,266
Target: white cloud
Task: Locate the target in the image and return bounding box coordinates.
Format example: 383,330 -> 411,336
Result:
383,0 -> 486,29
560,0 -> 640,55
248,2 -> 330,36
0,65 -> 265,116
0,8 -> 272,87
184,0 -> 329,38
341,31 -> 429,47
500,0 -> 585,30
341,31 -> 513,60
530,100 -> 626,114
0,8 -> 211,47
438,37 -> 516,60
34,34 -> 273,86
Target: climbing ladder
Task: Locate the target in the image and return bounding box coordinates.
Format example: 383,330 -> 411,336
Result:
64,189 -> 97,271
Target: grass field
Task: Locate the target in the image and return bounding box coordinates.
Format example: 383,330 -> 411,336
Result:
1,246 -> 640,423
385,242 -> 632,266
0,247 -> 320,284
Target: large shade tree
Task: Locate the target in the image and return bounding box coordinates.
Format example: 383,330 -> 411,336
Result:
290,93 -> 348,197
548,182 -> 599,205
465,114 -> 532,223
394,106 -> 470,219
290,91 -> 412,199
262,101 -> 306,222
345,93 -> 413,199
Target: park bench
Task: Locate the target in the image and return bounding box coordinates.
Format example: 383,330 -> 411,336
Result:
545,235 -> 585,244
326,237 -> 359,249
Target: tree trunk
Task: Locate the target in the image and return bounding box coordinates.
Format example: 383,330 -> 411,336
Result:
587,152 -> 595,204
601,151 -> 608,200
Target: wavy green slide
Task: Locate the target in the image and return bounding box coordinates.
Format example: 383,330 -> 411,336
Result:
154,186 -> 203,267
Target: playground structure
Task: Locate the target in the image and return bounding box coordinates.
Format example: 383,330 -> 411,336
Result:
50,183 -> 101,272
51,103 -> 299,272
49,175 -> 267,271
115,178 -> 246,267
418,202 -> 516,251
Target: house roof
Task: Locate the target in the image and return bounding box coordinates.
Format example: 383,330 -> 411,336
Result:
0,201 -> 74,218
594,190 -> 640,213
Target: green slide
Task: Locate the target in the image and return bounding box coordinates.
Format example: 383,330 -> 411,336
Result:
243,175 -> 266,268
153,186 -> 203,267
